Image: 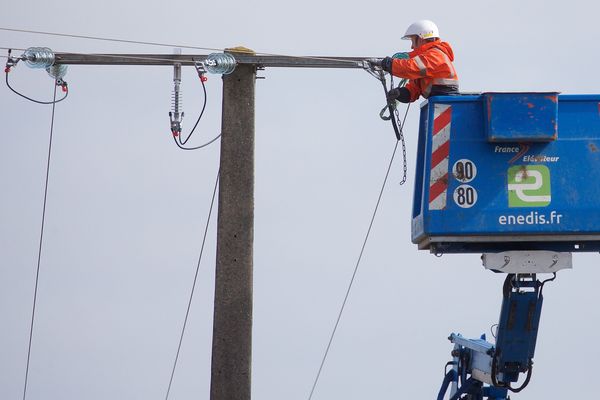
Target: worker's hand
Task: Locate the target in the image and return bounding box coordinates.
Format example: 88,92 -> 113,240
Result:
387,87 -> 411,103
387,87 -> 401,102
381,57 -> 393,73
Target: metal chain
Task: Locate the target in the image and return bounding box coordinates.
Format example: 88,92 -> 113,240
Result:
387,68 -> 409,185
363,62 -> 410,185
393,103 -> 408,185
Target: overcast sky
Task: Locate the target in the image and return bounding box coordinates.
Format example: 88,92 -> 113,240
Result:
2,1 -> 600,399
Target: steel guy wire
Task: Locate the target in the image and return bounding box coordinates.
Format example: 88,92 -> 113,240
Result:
307,139 -> 400,400
22,80 -> 59,400
165,169 -> 220,400
0,27 -> 361,65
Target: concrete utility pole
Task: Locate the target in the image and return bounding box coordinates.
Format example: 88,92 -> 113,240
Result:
52,51 -> 367,400
210,54 -> 256,400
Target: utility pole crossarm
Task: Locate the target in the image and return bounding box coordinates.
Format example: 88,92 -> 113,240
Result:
54,52 -> 369,68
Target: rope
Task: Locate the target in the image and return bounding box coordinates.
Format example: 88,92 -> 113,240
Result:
307,140 -> 400,400
22,80 -> 59,400
164,169 -> 220,400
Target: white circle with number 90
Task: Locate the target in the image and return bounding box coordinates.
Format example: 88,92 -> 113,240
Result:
452,159 -> 477,183
453,184 -> 478,208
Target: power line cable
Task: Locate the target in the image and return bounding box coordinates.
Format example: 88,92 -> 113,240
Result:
171,71 -> 222,150
307,134 -> 406,400
0,27 -> 360,65
172,133 -> 221,151
165,169 -> 220,400
169,70 -> 221,151
22,80 -> 59,400
179,77 -> 208,146
5,71 -> 69,104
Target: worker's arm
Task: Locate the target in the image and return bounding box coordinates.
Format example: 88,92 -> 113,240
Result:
388,49 -> 455,81
390,57 -> 429,80
404,81 -> 422,102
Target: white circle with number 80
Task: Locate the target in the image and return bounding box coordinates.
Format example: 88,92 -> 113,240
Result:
453,184 -> 477,208
452,159 -> 477,183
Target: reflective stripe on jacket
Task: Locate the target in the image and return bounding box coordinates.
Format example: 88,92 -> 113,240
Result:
390,40 -> 459,101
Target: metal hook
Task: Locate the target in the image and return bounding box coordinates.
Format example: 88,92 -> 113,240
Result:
5,48 -> 20,71
379,104 -> 392,121
193,59 -> 207,78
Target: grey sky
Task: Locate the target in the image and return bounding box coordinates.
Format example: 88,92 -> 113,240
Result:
1,1 -> 600,399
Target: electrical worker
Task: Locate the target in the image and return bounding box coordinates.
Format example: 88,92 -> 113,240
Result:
373,20 -> 459,103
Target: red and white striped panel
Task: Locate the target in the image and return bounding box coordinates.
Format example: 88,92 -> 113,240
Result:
429,104 -> 452,210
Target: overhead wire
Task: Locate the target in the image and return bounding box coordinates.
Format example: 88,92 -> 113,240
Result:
0,27 -> 225,52
22,80 -> 59,400
307,108 -> 409,399
164,169 -> 220,400
0,27 -> 361,65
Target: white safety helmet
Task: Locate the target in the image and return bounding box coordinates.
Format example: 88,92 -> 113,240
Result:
402,20 -> 440,40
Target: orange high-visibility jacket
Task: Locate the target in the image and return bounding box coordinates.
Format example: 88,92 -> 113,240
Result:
391,40 -> 459,101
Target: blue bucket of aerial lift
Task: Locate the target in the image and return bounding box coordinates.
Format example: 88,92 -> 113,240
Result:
411,93 -> 600,253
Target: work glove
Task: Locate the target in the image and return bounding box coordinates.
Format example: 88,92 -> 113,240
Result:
392,52 -> 410,60
381,56 -> 393,73
387,86 -> 411,103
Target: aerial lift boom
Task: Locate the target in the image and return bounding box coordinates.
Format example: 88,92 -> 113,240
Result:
437,255 -> 566,400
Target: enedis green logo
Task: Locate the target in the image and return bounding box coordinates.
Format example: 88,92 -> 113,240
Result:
507,165 -> 551,207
